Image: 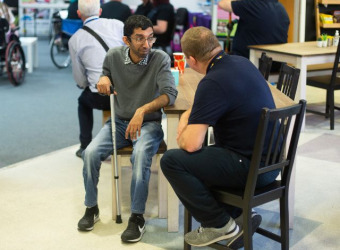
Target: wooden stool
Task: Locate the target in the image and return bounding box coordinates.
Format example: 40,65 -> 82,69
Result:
102,110 -> 110,125
102,111 -> 168,219
112,140 -> 168,220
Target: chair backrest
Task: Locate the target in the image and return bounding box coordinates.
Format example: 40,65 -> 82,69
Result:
0,18 -> 9,47
175,8 -> 189,30
61,19 -> 83,36
330,38 -> 340,86
244,100 -> 306,205
276,63 -> 300,100
258,52 -> 272,80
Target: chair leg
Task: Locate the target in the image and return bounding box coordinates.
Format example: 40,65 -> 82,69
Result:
329,90 -> 335,130
243,209 -> 253,250
326,90 -> 330,117
184,208 -> 192,250
157,154 -> 168,218
280,196 -> 289,250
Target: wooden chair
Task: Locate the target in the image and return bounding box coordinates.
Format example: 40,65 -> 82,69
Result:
184,100 -> 306,250
258,52 -> 273,81
306,40 -> 340,130
276,63 -> 300,100
102,111 -> 168,220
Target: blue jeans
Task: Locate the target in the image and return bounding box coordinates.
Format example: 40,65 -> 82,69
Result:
82,117 -> 163,214
160,146 -> 279,228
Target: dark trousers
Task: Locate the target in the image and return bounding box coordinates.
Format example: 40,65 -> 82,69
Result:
160,146 -> 279,228
78,87 -> 110,149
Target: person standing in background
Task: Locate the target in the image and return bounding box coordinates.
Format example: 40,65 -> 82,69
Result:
0,0 -> 16,30
218,0 -> 289,71
68,0 -> 125,158
100,0 -> 131,22
147,0 -> 175,60
134,0 -> 153,16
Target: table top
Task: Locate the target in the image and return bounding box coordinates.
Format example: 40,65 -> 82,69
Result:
249,41 -> 337,57
163,68 -> 295,114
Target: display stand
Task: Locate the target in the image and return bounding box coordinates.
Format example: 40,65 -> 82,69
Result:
19,1 -> 68,37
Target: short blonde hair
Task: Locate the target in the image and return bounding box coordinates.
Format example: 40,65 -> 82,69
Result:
181,26 -> 221,62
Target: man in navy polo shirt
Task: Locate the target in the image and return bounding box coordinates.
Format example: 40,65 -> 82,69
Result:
219,0 -> 289,71
160,26 -> 280,248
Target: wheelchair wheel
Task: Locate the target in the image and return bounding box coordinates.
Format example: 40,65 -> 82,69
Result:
50,35 -> 71,69
5,40 -> 26,86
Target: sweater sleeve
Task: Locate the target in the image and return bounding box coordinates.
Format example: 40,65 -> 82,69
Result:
156,53 -> 178,106
101,50 -> 114,84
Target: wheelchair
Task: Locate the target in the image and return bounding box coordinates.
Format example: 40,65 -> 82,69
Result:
0,18 -> 26,86
50,11 -> 82,69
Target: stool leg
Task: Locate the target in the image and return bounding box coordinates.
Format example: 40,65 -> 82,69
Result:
157,154 -> 168,218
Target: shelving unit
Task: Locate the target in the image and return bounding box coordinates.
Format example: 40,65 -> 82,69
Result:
315,0 -> 340,38
18,1 -> 68,36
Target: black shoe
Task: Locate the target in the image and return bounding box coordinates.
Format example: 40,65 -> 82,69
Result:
227,211 -> 262,249
121,215 -> 146,243
76,148 -> 85,158
77,205 -> 99,231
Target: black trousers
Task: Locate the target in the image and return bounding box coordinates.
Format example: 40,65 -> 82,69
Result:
78,87 -> 110,149
160,146 -> 279,228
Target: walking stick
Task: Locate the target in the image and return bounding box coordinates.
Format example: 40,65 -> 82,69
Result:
110,85 -> 122,224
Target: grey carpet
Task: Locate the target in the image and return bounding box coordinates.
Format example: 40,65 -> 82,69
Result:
0,38 -> 103,168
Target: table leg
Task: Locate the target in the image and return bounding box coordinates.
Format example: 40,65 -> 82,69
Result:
166,113 -> 180,232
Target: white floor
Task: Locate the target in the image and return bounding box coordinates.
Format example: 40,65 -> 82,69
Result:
1,87 -> 340,250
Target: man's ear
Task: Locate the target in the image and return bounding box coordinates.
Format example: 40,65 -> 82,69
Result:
99,8 -> 102,17
77,10 -> 81,19
188,56 -> 197,66
123,36 -> 130,46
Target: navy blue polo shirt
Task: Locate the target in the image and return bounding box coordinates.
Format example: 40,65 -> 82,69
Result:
188,52 -> 275,158
231,0 -> 289,59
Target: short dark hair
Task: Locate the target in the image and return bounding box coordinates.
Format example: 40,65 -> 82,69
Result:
124,15 -> 153,37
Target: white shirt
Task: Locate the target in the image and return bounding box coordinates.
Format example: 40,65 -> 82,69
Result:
68,16 -> 125,92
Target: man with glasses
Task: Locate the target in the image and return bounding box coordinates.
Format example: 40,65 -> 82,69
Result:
78,15 -> 178,243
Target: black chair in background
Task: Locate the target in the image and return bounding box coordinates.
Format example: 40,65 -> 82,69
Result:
306,40 -> 340,130
258,52 -> 273,80
276,63 -> 300,100
184,100 -> 306,250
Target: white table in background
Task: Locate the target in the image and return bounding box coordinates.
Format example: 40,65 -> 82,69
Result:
20,37 -> 38,73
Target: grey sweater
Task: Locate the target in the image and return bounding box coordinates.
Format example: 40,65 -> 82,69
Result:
102,46 -> 178,121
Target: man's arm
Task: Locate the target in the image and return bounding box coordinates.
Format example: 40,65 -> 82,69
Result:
218,0 -> 234,12
69,39 -> 88,88
153,20 -> 168,34
176,107 -> 208,153
125,94 -> 169,140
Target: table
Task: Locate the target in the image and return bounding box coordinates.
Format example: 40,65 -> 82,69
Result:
249,41 -> 337,117
19,37 -> 38,73
163,68 -> 295,232
249,42 -> 338,228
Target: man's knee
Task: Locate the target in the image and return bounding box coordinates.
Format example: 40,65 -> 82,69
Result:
160,149 -> 180,173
